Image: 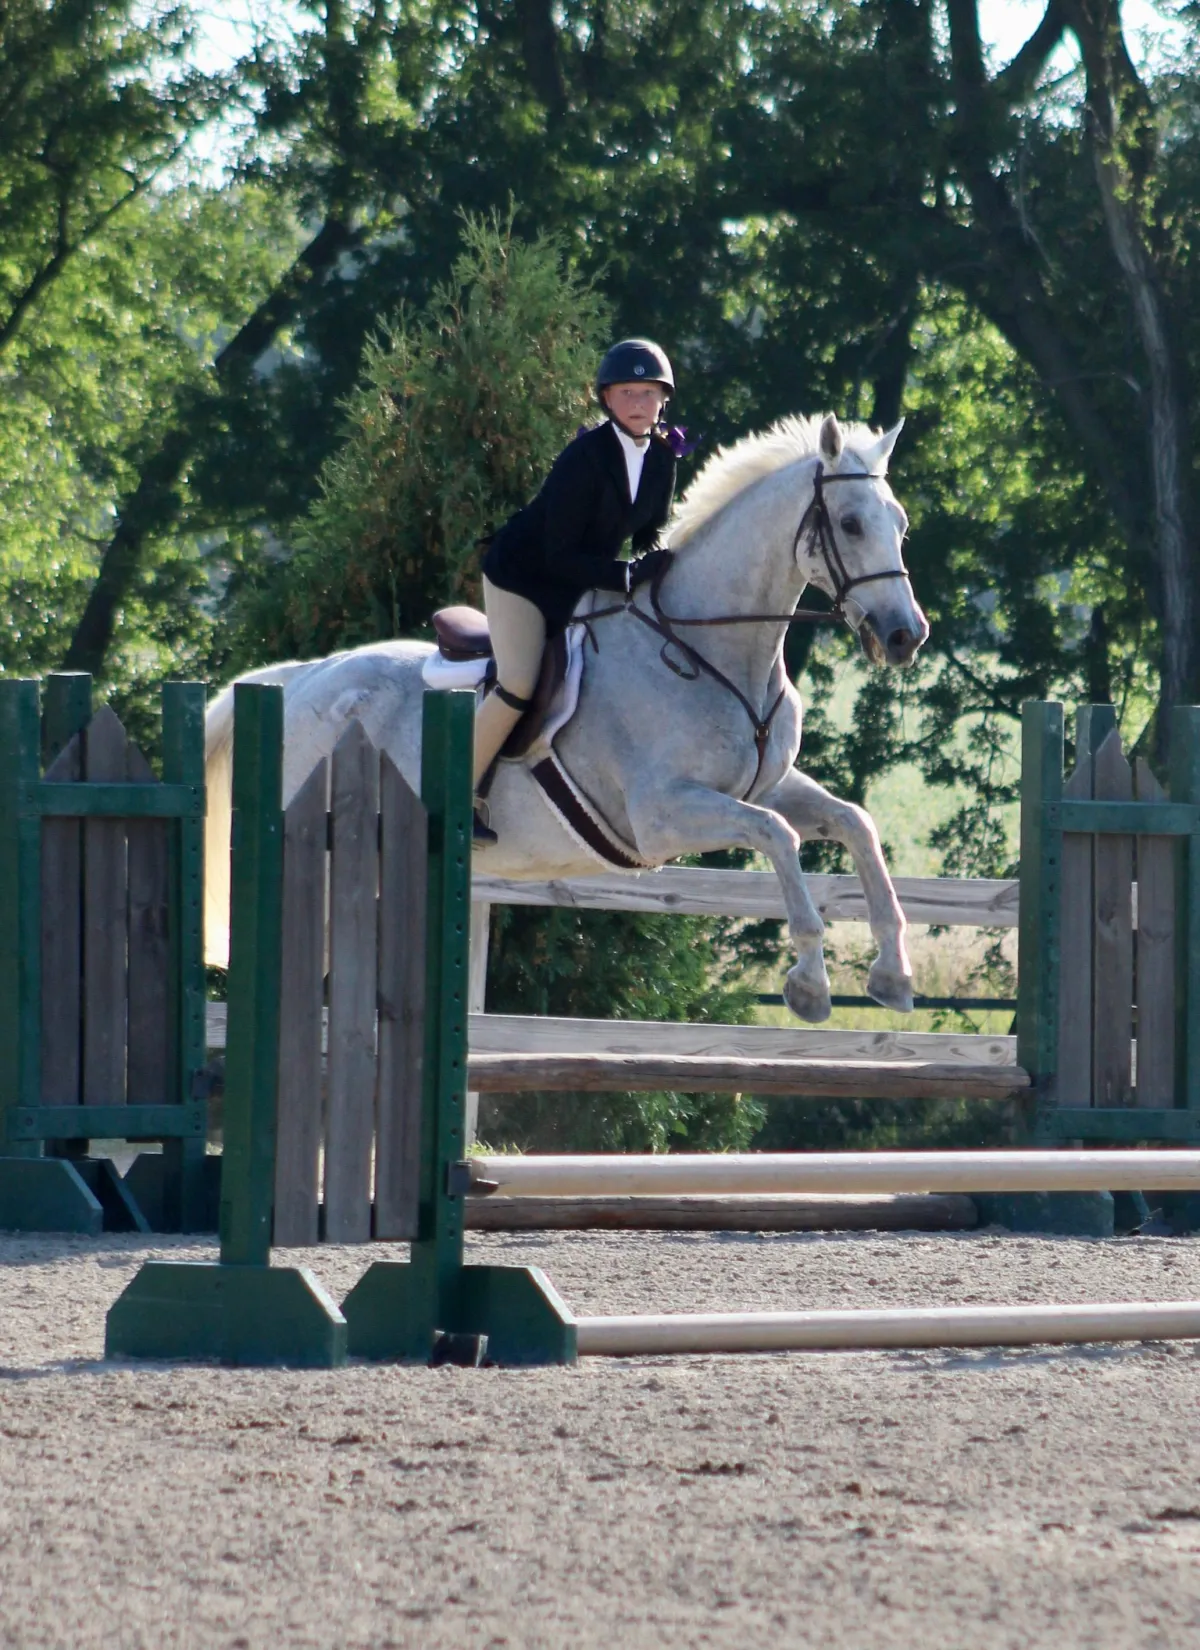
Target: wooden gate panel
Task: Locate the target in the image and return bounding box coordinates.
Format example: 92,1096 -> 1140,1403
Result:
374,752 -> 427,1241
1092,729 -> 1133,1106
82,707 -> 128,1105
324,723 -> 379,1242
274,760 -> 328,1246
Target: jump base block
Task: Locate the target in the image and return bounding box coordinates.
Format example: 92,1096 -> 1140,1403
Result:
105,1261 -> 347,1367
973,1190 -> 1115,1238
0,1157 -> 104,1234
343,1260 -> 578,1366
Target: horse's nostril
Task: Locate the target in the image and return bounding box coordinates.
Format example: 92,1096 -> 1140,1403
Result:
887,628 -> 913,655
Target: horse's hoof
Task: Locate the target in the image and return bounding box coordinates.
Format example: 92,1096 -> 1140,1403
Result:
867,962 -> 915,1014
784,965 -> 832,1024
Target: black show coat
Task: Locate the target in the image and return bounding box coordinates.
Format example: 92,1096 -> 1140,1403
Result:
482,420 -> 676,635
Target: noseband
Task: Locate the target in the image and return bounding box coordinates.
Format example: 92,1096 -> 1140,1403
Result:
585,460 -> 914,799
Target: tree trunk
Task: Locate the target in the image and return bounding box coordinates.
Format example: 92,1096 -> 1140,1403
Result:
62,217 -> 361,678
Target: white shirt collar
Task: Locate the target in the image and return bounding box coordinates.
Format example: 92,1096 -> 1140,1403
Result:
612,422 -> 648,501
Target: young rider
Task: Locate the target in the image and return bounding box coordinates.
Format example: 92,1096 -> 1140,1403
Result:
471,338 -> 678,842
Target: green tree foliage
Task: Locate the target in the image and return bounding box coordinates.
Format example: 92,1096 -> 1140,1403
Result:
0,179 -> 300,736
0,0 -> 226,359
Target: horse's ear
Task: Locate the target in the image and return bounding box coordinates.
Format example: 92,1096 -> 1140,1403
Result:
863,418 -> 904,471
819,413 -> 843,463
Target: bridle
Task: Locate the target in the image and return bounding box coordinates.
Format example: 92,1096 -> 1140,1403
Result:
584,460 -> 914,799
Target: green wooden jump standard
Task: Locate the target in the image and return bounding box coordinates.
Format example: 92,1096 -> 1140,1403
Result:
106,685 -> 346,1366
1002,700 -> 1200,1237
0,673 -> 210,1234
340,689 -> 576,1365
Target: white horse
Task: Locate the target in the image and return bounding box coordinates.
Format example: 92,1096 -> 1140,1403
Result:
205,412 -> 928,1021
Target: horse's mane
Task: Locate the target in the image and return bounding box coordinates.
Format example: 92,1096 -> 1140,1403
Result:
670,414 -> 881,549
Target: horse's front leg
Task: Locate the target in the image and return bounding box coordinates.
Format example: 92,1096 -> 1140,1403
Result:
625,781 -> 832,1023
757,768 -> 914,1013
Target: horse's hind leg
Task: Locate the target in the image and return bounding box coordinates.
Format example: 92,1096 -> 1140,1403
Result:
624,781 -> 833,1022
757,769 -> 914,1013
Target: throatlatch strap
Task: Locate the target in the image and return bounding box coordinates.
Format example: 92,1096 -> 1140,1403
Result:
494,683 -> 535,713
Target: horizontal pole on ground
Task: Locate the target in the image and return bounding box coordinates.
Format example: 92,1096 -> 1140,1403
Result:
467,1149 -> 1200,1198
573,1300 -> 1200,1357
467,1053 -> 1030,1100
464,1192 -> 978,1232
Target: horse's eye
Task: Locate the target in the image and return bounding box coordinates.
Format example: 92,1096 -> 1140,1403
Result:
840,514 -> 863,537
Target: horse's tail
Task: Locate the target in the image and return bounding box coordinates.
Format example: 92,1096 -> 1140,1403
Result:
203,661 -> 312,968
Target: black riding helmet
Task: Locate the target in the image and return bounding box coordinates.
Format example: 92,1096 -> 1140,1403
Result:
596,338 -> 675,395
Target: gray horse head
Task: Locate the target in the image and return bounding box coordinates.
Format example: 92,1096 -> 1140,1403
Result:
799,413 -> 928,668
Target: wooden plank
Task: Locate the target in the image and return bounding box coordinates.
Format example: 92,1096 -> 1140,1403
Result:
467,1052 -> 1030,1100
82,706 -> 128,1105
465,1193 -> 979,1232
1092,728 -> 1134,1105
470,1012 -> 1016,1066
473,868 -> 1021,928
1056,750 -> 1093,1107
125,743 -> 171,1104
464,900 -> 490,1147
273,760 -> 327,1246
374,752 -> 427,1242
207,1003 -> 1017,1069
40,733 -> 83,1105
1135,759 -> 1175,1108
323,721 -> 379,1243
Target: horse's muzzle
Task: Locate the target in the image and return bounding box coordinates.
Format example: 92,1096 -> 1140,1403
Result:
861,616 -> 928,667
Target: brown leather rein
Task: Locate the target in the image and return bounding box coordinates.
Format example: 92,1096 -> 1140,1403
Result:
582,463 -> 913,799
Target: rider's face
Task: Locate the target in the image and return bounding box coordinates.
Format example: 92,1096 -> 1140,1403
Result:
603,381 -> 668,438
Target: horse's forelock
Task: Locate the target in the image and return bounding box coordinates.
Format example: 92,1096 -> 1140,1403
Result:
669,414 -> 883,548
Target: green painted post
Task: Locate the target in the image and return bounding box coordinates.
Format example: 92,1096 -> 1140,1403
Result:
343,690 -> 576,1364
221,683 -> 283,1266
39,674 -> 93,1164
993,702 -> 1112,1234
161,682 -> 212,1232
1172,707 -> 1200,1117
1016,702 -> 1064,1091
0,681 -> 44,1155
0,679 -> 105,1232
41,673 -> 92,769
106,683 -> 345,1365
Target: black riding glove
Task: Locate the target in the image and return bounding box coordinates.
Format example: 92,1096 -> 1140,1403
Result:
628,549 -> 674,590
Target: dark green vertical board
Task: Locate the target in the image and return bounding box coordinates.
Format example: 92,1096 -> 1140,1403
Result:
162,682 -> 209,1231
417,689 -> 473,1283
1016,703 -> 1064,1095
220,684 -> 284,1267
0,682 -> 43,1156
1172,707 -> 1200,1117
343,690 -> 575,1365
